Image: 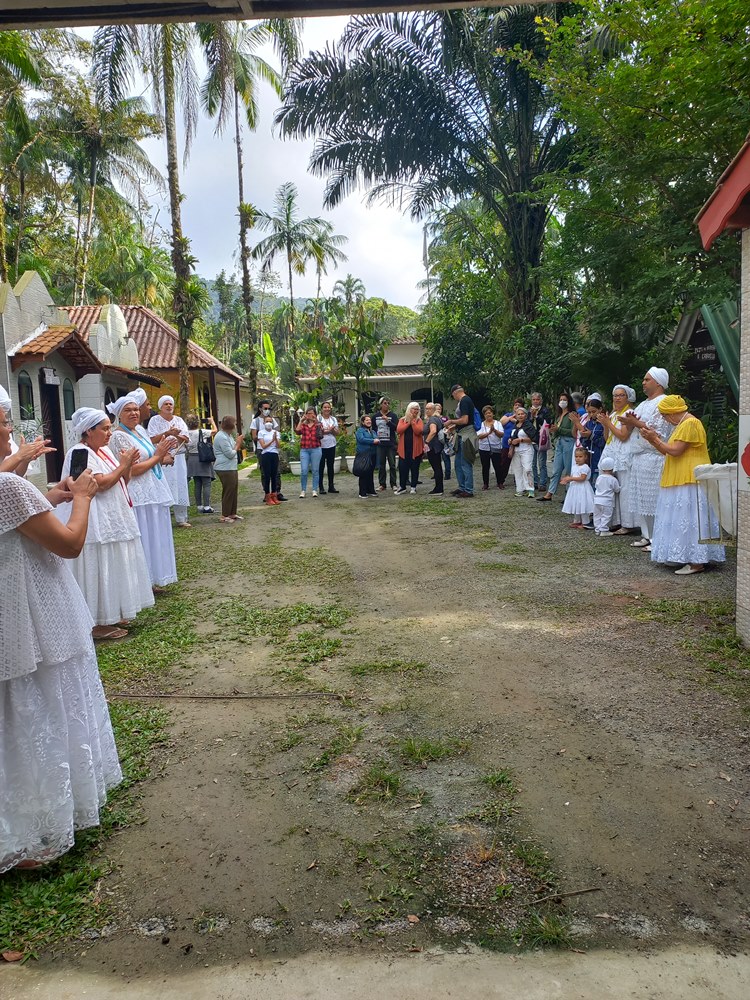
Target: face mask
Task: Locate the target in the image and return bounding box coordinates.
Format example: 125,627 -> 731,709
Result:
264,422 -> 273,431
559,400 -> 568,408
262,408 -> 270,416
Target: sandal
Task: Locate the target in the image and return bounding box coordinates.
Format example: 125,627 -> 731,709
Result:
674,564 -> 704,575
536,495 -> 553,502
93,626 -> 128,640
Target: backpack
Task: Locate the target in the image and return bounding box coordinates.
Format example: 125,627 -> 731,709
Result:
472,406 -> 482,431
538,421 -> 550,451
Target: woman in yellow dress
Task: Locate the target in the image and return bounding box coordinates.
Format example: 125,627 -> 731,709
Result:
640,395 -> 725,575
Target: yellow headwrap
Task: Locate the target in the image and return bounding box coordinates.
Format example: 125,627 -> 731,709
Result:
657,395 -> 688,414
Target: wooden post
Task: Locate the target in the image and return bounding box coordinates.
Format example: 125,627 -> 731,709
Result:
234,378 -> 242,433
208,368 -> 219,427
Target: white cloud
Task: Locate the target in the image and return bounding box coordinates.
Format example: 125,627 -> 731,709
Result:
140,16 -> 426,310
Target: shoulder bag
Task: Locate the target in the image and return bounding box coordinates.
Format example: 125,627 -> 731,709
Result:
197,429 -> 216,464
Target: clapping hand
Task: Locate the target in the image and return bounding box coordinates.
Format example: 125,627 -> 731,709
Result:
119,447 -> 139,469
17,434 -> 55,462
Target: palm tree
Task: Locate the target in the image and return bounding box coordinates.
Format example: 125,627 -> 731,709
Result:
332,273 -> 366,323
251,181 -> 328,365
199,19 -> 302,404
277,6 -> 575,325
93,23 -> 202,414
309,220 -> 348,319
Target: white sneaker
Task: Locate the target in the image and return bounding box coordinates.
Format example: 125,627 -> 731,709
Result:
598,530 -> 614,537
410,487 -> 416,494
299,491 -> 306,498
394,487 -> 407,495
392,486 -> 399,493
312,490 -> 318,497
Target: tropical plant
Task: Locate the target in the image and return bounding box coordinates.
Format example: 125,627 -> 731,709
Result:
332,273 -> 365,322
277,6 -> 576,325
251,180 -> 329,363
199,18 -> 303,404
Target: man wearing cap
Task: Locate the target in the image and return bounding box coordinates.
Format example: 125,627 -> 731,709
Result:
620,367 -> 672,549
445,384 -> 477,498
372,396 -> 399,492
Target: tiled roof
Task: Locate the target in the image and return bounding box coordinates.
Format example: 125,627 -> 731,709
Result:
368,365 -> 426,378
120,306 -> 242,381
389,336 -> 421,345
9,325 -> 102,376
63,304 -> 102,340
61,303 -> 242,382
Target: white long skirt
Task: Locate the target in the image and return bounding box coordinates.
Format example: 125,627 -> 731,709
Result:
614,469 -> 638,528
650,484 -> 726,566
164,453 -> 190,508
69,538 -> 155,625
134,502 -> 178,587
630,452 -> 665,516
0,648 -> 122,872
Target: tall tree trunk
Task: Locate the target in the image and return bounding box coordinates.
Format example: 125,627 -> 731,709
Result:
286,239 -> 295,366
163,27 -> 192,417
13,169 -> 26,284
78,157 -> 98,305
235,85 -> 257,407
72,200 -> 83,304
0,182 -> 8,283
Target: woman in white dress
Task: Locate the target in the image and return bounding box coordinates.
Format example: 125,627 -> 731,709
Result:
0,410 -> 122,872
58,408 -> 155,639
108,394 -> 177,591
598,384 -> 638,534
148,395 -> 191,527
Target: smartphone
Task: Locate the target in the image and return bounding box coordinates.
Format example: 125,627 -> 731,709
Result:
70,447 -> 89,481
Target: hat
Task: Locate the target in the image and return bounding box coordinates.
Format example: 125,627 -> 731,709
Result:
449,384 -> 462,394
647,366 -> 669,389
71,407 -> 107,438
657,394 -> 687,414
158,394 -> 174,409
0,384 -> 10,413
129,387 -> 148,407
613,384 -> 637,403
599,457 -> 615,472
586,392 -> 602,404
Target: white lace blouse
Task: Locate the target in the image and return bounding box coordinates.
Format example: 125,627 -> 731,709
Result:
0,473 -> 94,681
57,445 -> 140,544
109,426 -> 174,508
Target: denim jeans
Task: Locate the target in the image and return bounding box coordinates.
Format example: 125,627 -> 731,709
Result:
300,447 -> 322,492
192,475 -> 212,508
548,436 -> 574,495
533,444 -> 549,490
443,452 -> 451,478
377,445 -> 397,487
454,437 -> 475,494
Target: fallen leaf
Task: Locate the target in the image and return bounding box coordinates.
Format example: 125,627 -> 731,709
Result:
306,860 -> 317,871
718,772 -> 732,783
708,799 -> 717,807
2,951 -> 23,963
407,914 -> 420,924
594,913 -> 614,920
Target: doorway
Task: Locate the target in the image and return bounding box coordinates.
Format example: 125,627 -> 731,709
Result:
38,373 -> 64,481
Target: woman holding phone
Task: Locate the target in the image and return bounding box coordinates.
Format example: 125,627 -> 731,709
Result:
57,408 -> 154,639
0,407 -> 122,872
108,393 -> 177,591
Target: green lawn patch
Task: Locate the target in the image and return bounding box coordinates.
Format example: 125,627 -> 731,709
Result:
349,659 -> 428,678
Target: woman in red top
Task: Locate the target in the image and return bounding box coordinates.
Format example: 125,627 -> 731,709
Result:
396,402 -> 425,495
295,406 -> 323,497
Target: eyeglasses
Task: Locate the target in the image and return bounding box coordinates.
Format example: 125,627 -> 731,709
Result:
0,417 -> 13,430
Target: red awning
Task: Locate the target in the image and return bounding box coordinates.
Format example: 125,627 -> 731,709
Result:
695,134 -> 750,250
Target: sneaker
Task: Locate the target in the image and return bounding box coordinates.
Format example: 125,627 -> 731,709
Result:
204,506 -> 215,513
299,491 -> 306,498
526,491 -> 535,498
428,489 -> 444,496
598,530 -> 614,537
410,487 -> 417,494
358,494 -> 368,499
392,486 -> 399,493
367,493 -> 378,498
451,488 -> 462,496
582,523 -> 595,530
394,487 -> 407,495
514,491 -> 524,497
276,493 -> 288,502
319,488 -> 327,495
312,490 -> 318,497
329,488 -> 339,494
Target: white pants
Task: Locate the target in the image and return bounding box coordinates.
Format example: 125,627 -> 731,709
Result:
594,503 -> 614,533
510,444 -> 534,493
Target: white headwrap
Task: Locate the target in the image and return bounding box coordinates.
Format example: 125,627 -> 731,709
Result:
647,366 -> 669,389
0,384 -> 10,413
613,384 -> 637,403
586,392 -> 602,403
71,407 -> 107,439
107,390 -> 143,418
158,394 -> 174,409
130,387 -> 148,407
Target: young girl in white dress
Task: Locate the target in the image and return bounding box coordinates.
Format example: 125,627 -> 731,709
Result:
561,446 -> 595,528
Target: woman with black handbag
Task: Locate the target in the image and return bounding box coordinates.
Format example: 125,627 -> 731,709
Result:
186,413 -> 217,513
354,414 -> 378,499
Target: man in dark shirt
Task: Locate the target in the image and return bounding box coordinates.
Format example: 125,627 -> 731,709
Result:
372,396 -> 399,491
445,384 -> 476,497
529,391 -> 553,493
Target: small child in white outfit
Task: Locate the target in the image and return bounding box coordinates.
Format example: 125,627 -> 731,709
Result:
592,456 -> 621,536
561,446 -> 595,527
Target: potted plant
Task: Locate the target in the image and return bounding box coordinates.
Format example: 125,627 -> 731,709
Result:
284,434 -> 301,476
337,431 -> 357,472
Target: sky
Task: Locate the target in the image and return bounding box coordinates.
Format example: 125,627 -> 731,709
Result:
135,17 -> 427,311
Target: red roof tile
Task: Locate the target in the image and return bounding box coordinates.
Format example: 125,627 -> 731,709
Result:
10,325 -> 102,375
63,304 -> 102,340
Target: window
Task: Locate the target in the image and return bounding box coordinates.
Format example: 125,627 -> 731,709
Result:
63,378 -> 76,420
18,371 -> 34,421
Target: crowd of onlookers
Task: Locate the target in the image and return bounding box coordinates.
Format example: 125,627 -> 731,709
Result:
0,361 -> 725,873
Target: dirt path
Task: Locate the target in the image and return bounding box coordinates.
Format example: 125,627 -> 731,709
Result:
19,472 -> 750,980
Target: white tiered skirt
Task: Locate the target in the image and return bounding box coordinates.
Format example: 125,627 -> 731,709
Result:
133,503 -> 178,587
69,538 -> 155,625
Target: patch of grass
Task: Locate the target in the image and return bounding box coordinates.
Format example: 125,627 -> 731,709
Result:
305,724 -> 365,772
349,659 -> 428,678
348,761 -> 403,803
397,736 -> 469,765
494,882 -> 515,900
471,537 -> 499,550
284,630 -> 343,665
215,599 -> 352,644
514,842 -> 555,885
97,593 -> 198,686
496,542 -> 527,555
515,912 -> 571,949
627,598 -> 750,710
0,702 -> 168,959
477,561 -> 527,573
482,769 -> 517,793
